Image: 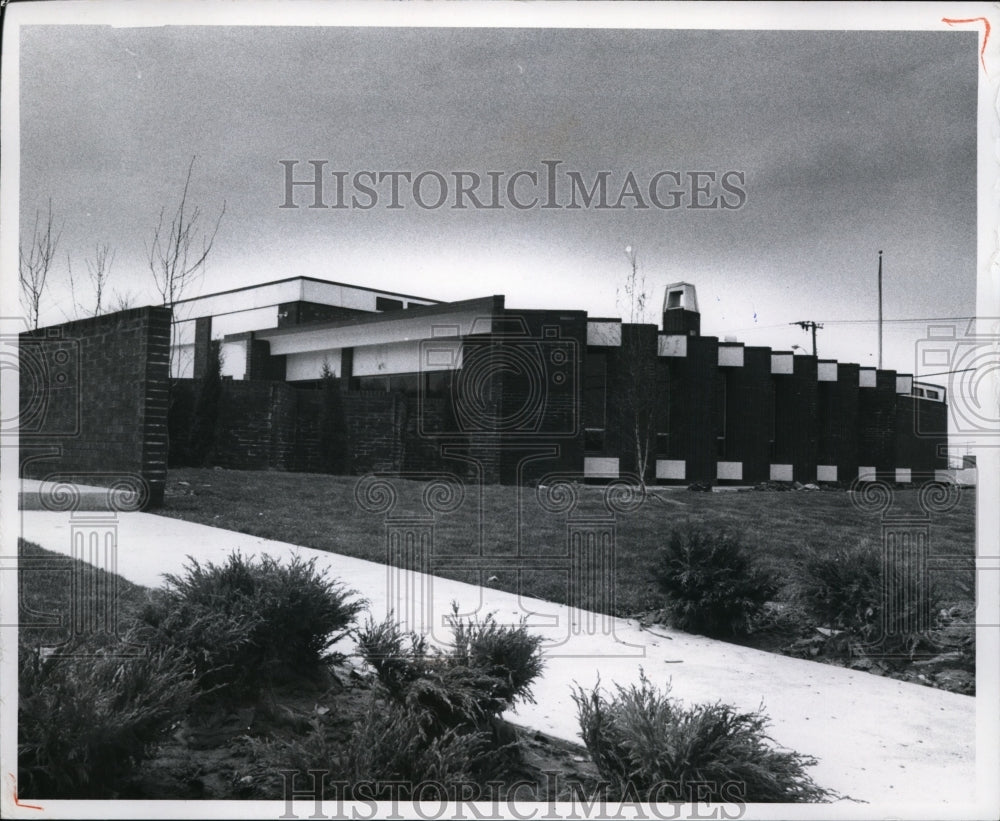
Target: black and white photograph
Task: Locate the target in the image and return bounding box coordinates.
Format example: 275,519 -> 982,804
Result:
1,2 -> 997,819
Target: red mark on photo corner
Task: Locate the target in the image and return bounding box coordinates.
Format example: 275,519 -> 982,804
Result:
942,17 -> 991,73
7,774 -> 44,811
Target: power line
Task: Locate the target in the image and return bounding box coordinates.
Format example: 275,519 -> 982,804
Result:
727,316 -> 975,334
820,316 -> 976,325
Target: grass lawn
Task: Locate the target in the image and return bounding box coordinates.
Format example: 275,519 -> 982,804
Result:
159,469 -> 976,617
18,539 -> 152,649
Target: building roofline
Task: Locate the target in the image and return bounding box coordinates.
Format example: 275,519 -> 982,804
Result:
223,294 -> 504,341
172,275 -> 442,307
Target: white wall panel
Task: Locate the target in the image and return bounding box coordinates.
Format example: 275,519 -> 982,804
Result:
587,321 -> 622,347
285,349 -> 341,381
657,335 -> 687,357
220,340 -> 247,380
584,457 -> 619,479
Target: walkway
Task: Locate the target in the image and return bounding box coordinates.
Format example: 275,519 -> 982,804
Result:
18,507 -> 981,812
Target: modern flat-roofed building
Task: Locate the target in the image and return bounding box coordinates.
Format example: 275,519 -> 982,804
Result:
169,276 -> 440,380
169,277 -> 948,486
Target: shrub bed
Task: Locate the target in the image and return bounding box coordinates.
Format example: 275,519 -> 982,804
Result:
793,539 -> 942,656
139,552 -> 364,698
266,696 -> 485,798
357,604 -> 544,737
18,637 -> 194,798
653,525 -> 777,637
572,673 -> 830,803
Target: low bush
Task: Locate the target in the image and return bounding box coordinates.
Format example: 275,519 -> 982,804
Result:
653,525 -> 777,637
139,551 -> 364,698
451,609 -> 546,708
18,638 -> 194,798
572,673 -> 830,803
794,539 -> 941,655
262,606 -> 544,795
268,696 -> 485,798
357,604 -> 544,735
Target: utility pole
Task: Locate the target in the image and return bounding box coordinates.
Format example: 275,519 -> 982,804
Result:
877,250 -> 883,370
791,320 -> 824,357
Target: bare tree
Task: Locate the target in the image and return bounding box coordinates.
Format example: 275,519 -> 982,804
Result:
65,253 -> 82,321
86,243 -> 116,316
64,243 -> 118,319
616,245 -> 664,489
146,156 -> 226,306
618,245 -> 648,324
19,200 -> 62,329
109,290 -> 137,313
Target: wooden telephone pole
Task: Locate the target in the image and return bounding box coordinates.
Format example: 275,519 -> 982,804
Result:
791,320 -> 824,357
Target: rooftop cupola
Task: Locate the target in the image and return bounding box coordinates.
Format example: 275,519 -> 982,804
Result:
661,282 -> 700,336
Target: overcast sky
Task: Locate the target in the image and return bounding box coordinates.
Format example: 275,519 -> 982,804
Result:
12,10 -> 981,377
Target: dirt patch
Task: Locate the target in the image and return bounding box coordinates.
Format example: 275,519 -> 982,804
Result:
638,601 -> 975,696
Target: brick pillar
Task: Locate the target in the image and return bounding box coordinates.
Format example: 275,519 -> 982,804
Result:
246,334 -> 283,381
141,306 -> 172,507
192,316 -> 212,380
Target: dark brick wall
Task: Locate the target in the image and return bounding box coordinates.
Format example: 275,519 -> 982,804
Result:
497,309 -> 587,484
403,396 -> 457,474
553,329 -> 949,487
343,391 -> 408,474
452,332 -> 503,484
772,356 -> 819,482
175,380 -> 446,476
211,381 -> 289,469
722,346 -> 772,484
661,334 -> 719,483
609,324 -> 660,483
20,306 -> 172,508
817,364 -> 860,482
859,370 -> 898,474
292,390 -> 325,473
895,396 -> 948,478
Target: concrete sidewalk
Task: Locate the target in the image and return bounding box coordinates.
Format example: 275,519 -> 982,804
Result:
18,510 -> 979,811
19,478 -> 144,511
